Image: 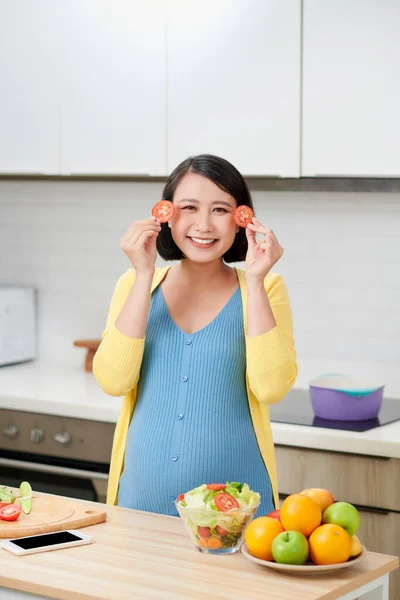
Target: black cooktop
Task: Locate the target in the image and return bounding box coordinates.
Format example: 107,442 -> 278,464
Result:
269,389 -> 400,432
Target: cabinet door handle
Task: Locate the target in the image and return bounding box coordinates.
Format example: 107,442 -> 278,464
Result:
352,504 -> 391,516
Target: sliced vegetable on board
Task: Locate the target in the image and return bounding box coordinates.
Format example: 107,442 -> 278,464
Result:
0,503 -> 22,522
19,481 -> 33,514
0,486 -> 16,504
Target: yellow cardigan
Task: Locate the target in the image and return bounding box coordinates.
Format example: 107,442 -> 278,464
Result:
93,266 -> 298,508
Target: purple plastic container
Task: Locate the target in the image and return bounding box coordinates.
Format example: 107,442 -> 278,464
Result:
309,376 -> 385,421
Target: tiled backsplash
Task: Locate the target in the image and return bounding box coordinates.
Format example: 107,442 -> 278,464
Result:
1,180 -> 399,396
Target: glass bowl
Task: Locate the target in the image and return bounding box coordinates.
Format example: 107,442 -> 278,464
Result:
176,501 -> 260,555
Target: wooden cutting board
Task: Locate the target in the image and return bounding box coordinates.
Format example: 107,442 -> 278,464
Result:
0,492 -> 107,539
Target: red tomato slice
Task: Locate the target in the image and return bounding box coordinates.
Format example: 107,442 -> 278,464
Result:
198,526 -> 211,539
0,503 -> 22,521
151,200 -> 175,223
0,502 -> 11,509
215,525 -> 228,537
206,484 -> 226,491
177,494 -> 185,502
233,205 -> 254,227
214,493 -> 239,512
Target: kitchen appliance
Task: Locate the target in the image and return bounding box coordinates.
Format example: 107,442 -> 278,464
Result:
309,376 -> 385,421
0,286 -> 36,366
0,409 -> 114,503
270,389 -> 400,432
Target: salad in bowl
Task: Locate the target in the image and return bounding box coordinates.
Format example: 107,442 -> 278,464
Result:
176,482 -> 260,554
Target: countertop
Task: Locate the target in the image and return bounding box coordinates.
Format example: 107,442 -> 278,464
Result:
0,492 -> 398,600
1,362 -> 400,459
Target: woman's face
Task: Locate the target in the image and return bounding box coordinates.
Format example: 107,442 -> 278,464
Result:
169,172 -> 238,263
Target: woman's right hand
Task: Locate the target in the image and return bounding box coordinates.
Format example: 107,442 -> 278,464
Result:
120,217 -> 161,273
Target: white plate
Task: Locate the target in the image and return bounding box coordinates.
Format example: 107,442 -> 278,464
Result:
241,543 -> 367,575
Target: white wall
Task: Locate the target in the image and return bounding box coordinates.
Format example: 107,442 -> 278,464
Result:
1,180 -> 399,396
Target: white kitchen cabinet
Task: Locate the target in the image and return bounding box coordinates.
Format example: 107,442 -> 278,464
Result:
0,0 -> 62,174
61,0 -> 166,176
302,0 -> 400,177
167,0 -> 301,176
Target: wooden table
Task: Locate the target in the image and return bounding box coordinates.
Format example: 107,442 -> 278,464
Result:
0,497 -> 398,600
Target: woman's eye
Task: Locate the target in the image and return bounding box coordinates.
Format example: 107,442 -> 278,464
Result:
181,205 -> 228,213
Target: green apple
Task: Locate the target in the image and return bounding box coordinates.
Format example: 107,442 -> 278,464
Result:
323,502 -> 360,536
271,531 -> 309,565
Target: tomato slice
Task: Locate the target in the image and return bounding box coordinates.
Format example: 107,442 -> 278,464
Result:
215,525 -> 228,537
0,502 -> 11,510
233,205 -> 254,227
151,200 -> 175,223
0,503 -> 22,521
214,492 -> 239,512
206,484 -> 226,491
198,526 -> 211,539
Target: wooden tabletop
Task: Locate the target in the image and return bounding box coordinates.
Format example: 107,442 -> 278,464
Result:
0,496 -> 398,600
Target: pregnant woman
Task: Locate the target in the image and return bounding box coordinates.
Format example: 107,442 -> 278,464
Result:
93,154 -> 297,517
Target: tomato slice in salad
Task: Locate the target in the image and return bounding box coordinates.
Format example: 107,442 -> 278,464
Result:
215,525 -> 228,537
206,484 -> 226,491
233,205 -> 254,227
214,492 -> 239,512
151,200 -> 175,223
198,526 -> 211,539
0,503 -> 22,521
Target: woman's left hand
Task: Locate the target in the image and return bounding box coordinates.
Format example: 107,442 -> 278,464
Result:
245,218 -> 284,280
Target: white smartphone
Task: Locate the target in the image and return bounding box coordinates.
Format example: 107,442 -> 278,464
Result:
1,530 -> 92,556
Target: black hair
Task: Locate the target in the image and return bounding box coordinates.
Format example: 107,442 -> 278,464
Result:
156,154 -> 254,262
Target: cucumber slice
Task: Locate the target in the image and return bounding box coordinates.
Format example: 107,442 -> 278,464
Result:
19,481 -> 32,514
0,486 -> 16,504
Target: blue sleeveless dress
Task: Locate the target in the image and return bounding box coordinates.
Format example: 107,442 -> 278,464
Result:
117,285 -> 274,516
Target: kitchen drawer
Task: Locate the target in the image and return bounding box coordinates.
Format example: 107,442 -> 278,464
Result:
275,445 -> 400,512
356,508 -> 400,600
0,409 -> 115,464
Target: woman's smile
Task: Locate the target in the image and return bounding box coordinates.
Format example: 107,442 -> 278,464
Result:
187,236 -> 218,248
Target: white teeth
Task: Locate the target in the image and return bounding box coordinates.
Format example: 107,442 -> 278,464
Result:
190,237 -> 215,245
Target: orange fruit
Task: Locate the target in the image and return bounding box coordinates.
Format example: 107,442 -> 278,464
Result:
309,524 -> 351,565
300,488 -> 335,514
245,516 -> 284,561
280,494 -> 322,537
